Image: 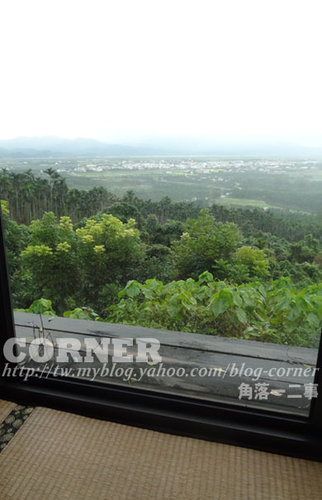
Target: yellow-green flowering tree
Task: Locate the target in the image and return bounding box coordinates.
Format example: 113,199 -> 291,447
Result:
76,214 -> 145,311
20,212 -> 145,314
21,212 -> 79,312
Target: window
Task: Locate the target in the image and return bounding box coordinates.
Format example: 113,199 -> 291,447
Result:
1,0 -> 322,461
1,208 -> 322,460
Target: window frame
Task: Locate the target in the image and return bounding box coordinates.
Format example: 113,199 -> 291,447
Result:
1,211 -> 322,461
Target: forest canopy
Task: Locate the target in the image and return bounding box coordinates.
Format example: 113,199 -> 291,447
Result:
1,169 -> 322,348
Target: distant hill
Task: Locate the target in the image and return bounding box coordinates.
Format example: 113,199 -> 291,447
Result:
0,136 -> 321,158
0,137 -> 156,158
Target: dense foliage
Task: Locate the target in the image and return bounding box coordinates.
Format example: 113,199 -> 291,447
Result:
1,169 -> 322,348
107,274 -> 322,348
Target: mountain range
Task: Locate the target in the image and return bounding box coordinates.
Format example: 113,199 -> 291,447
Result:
0,136 -> 321,158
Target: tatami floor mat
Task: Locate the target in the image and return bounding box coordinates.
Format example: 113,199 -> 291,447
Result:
0,399 -> 16,423
0,405 -> 321,499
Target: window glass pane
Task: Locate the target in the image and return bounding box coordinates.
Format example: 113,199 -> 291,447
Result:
1,1 -> 321,418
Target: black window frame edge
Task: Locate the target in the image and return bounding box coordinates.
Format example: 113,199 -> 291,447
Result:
1,211 -> 322,461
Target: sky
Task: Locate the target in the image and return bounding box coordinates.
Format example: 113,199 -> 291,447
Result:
0,0 -> 322,147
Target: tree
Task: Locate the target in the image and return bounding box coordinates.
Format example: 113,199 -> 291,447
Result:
75,214 -> 145,313
171,209 -> 242,280
108,201 -> 143,227
1,200 -> 30,306
234,246 -> 270,280
21,212 -> 79,313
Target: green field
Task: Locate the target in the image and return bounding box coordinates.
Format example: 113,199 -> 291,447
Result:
214,198 -> 280,209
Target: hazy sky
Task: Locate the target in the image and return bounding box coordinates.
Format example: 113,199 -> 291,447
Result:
1,0 -> 321,145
